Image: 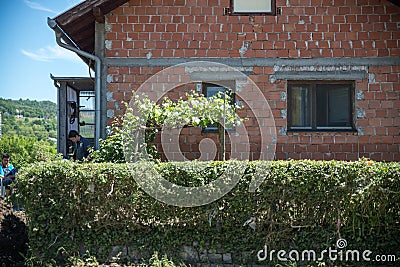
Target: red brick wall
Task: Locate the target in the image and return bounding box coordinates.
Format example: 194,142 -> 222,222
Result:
105,0 -> 400,161
105,0 -> 400,58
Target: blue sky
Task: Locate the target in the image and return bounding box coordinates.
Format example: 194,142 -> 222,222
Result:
0,0 -> 88,103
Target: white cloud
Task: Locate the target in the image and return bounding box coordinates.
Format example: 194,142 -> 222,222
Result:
23,0 -> 58,14
21,45 -> 82,62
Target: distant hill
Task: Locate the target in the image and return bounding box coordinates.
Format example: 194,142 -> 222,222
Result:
0,98 -> 57,143
0,98 -> 56,119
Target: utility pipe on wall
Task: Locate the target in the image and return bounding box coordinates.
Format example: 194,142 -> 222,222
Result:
47,18 -> 101,150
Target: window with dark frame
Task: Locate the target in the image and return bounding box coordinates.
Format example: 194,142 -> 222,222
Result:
287,81 -> 354,131
202,82 -> 235,132
230,0 -> 276,15
78,91 -> 96,139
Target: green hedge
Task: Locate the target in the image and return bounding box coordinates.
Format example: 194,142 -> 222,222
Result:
17,159 -> 400,265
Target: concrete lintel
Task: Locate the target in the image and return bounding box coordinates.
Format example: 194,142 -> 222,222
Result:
190,71 -> 250,81
274,70 -> 367,80
106,56 -> 400,68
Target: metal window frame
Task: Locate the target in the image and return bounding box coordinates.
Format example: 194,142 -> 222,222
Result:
230,0 -> 276,16
78,90 -> 96,140
287,80 -> 355,131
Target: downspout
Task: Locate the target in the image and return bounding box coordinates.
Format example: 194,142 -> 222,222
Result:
47,17 -> 101,150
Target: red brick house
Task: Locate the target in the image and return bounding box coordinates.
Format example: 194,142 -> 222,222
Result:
50,0 -> 400,161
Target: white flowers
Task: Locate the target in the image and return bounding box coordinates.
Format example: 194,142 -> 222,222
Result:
127,92 -> 242,130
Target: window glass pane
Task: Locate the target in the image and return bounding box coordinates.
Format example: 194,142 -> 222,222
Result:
205,86 -> 225,131
316,88 -> 328,126
206,86 -> 225,98
316,84 -> 350,127
78,91 -> 96,139
79,124 -> 95,139
290,86 -> 311,128
203,84 -> 235,131
79,91 -> 95,111
79,111 -> 95,125
328,87 -> 350,125
233,0 -> 272,12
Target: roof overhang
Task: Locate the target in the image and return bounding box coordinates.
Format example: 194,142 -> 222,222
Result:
50,0 -> 130,60
51,75 -> 95,91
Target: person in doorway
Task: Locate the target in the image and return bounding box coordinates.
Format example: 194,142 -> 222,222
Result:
68,130 -> 92,161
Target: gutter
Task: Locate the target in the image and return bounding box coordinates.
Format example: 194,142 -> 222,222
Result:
47,17 -> 101,150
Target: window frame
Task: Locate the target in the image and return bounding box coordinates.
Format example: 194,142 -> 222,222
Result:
78,90 -> 96,139
230,0 -> 276,16
287,81 -> 355,132
202,82 -> 236,133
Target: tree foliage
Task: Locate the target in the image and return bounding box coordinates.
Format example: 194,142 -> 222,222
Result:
2,115 -> 57,141
0,97 -> 56,118
0,135 -> 58,168
0,98 -> 57,145
0,98 -> 57,143
89,123 -> 126,163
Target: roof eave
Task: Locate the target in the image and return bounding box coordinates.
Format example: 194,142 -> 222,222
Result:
50,0 -> 130,56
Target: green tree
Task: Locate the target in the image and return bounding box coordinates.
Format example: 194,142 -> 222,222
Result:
0,97 -> 57,143
0,135 -> 58,168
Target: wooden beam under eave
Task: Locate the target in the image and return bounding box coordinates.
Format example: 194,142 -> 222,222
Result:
54,0 -> 130,26
72,27 -> 96,52
61,15 -> 95,35
93,6 -> 105,23
54,1 -> 97,25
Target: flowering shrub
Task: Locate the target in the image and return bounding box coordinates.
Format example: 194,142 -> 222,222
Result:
91,92 -> 241,162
